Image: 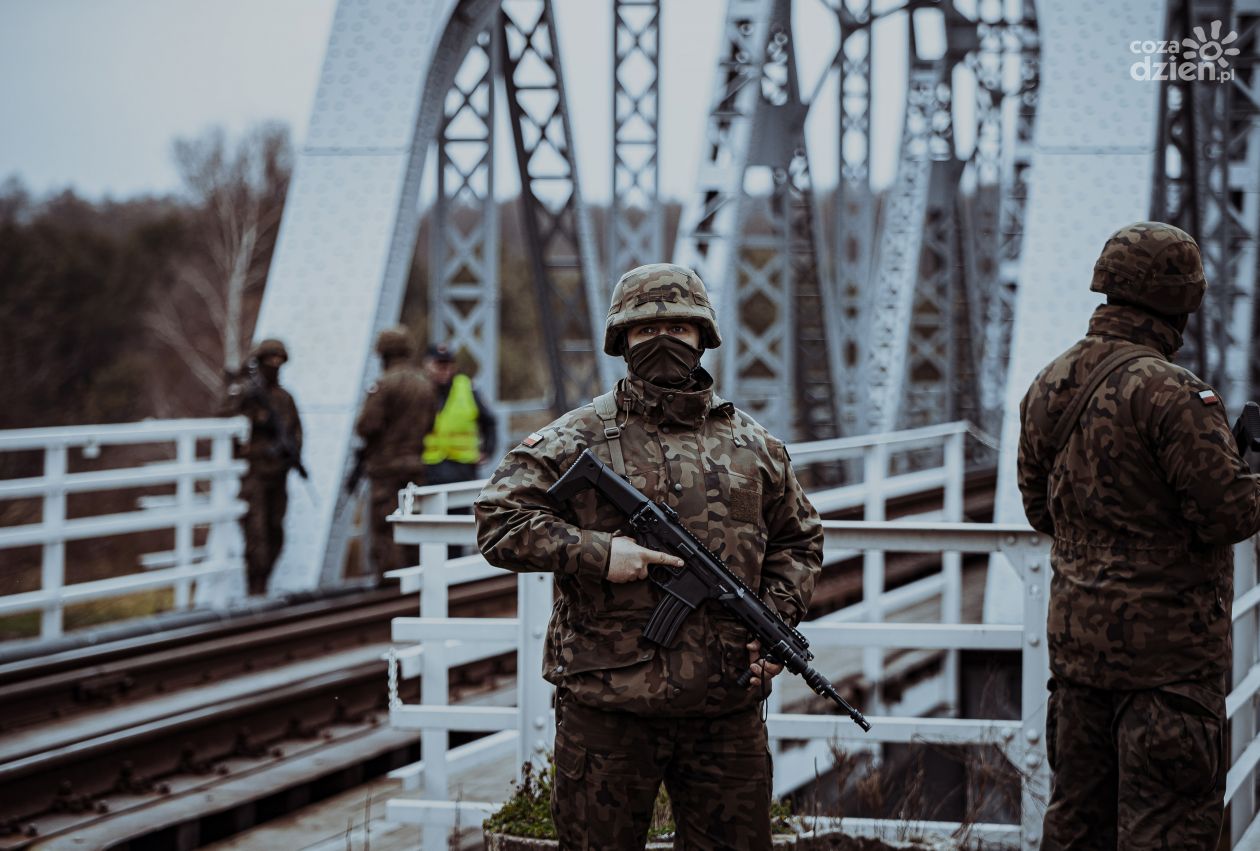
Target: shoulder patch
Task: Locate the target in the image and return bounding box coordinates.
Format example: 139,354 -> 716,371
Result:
1198,389 -> 1220,406
522,432 -> 544,448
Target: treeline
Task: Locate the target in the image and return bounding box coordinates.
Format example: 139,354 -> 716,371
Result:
1,121 -> 689,431
0,123 -> 291,429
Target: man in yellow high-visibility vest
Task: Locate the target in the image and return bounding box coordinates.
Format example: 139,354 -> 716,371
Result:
421,343 -> 498,486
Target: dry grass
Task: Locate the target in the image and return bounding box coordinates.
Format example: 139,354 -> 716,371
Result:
0,588 -> 175,641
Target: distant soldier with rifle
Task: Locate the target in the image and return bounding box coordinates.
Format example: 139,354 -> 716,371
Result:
475,264 -> 826,849
222,338 -> 305,596
352,326 -> 438,577
1017,222 -> 1260,848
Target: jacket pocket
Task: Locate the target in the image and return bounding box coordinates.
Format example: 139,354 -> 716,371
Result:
557,618 -> 656,677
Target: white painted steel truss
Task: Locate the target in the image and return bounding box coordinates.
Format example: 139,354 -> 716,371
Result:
500,0 -> 612,411
431,26 -> 500,402
609,0 -> 663,281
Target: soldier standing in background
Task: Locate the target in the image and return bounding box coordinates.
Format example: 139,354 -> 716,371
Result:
222,338 -> 305,596
1017,222 -> 1260,848
475,263 -> 822,849
355,326 -> 438,577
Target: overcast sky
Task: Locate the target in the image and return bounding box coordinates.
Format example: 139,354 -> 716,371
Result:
0,0 -> 932,204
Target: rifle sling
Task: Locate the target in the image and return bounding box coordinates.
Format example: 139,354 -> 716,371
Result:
1050,344 -> 1162,456
592,391 -> 627,476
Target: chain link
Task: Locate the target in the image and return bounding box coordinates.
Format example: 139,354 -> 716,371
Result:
386,645 -> 402,710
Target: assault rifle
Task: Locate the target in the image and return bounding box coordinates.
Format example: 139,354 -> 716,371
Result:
547,449 -> 871,732
1233,402 -> 1260,454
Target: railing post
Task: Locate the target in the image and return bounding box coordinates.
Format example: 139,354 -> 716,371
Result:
941,429 -> 964,715
518,572 -> 554,773
418,489 -> 450,851
41,442 -> 68,640
1011,539 -> 1050,851
173,433 -> 196,610
1233,538 -> 1258,845
201,431 -> 240,608
862,442 -> 887,713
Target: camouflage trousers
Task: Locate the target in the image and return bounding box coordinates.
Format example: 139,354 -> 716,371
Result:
369,472 -> 420,577
552,692 -> 771,850
240,472 -> 287,595
1043,676 -> 1225,850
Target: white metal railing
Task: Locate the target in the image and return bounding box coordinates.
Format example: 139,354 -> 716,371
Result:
0,419 -> 250,640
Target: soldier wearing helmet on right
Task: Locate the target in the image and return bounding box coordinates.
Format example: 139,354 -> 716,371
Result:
475,263 -> 822,848
1018,222 -> 1260,847
353,326 -> 439,576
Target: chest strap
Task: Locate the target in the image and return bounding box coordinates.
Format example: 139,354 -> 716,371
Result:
1051,344 -> 1162,455
591,391 -> 627,476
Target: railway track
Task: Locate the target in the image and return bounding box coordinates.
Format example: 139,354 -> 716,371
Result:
0,466 -> 996,848
0,581 -> 515,847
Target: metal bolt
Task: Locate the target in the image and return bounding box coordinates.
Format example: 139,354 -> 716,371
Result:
1028,534 -> 1041,546
533,628 -> 544,639
1001,729 -> 1015,743
534,716 -> 546,730
1006,535 -> 1017,545
1029,561 -> 1040,572
1025,729 -> 1040,744
535,739 -> 547,752
1025,753 -> 1041,769
1029,585 -> 1040,597
1028,635 -> 1040,647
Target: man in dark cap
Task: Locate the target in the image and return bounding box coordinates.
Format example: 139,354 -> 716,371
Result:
421,343 -> 498,486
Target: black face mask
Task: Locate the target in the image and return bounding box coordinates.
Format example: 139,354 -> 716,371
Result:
626,335 -> 703,388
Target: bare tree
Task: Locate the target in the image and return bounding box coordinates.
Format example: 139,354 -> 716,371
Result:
147,123 -> 292,404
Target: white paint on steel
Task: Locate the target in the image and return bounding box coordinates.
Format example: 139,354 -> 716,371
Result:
252,0 -> 499,593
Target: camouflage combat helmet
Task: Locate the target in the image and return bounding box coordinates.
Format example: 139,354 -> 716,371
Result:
1091,221 -> 1206,315
251,338 -> 288,363
375,326 -> 415,358
603,263 -> 722,356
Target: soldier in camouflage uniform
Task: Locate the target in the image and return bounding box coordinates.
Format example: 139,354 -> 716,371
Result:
222,338 -> 304,595
355,327 -> 439,576
1017,222 -> 1260,849
475,263 -> 823,850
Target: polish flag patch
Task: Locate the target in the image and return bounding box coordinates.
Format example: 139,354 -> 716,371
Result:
1198,389 -> 1220,406
522,432 -> 544,447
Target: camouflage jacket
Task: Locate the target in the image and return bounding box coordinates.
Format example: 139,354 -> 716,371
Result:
221,379 -> 303,479
1018,303 -> 1260,690
355,363 -> 438,478
474,371 -> 823,716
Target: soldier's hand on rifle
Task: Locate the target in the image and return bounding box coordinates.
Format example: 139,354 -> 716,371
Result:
606,535 -> 684,584
745,639 -> 784,688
